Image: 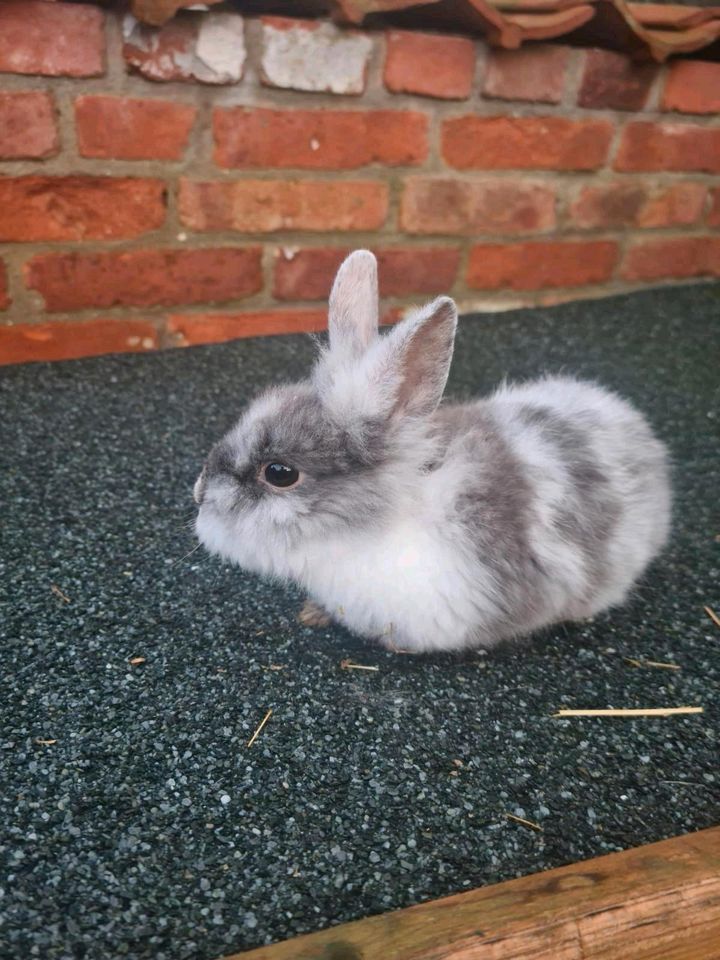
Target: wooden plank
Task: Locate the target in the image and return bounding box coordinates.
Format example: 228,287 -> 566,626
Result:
227,827 -> 720,960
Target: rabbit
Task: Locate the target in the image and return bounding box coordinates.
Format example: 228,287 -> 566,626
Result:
194,250 -> 671,653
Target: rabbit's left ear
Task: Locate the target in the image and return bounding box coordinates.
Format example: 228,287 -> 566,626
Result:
387,297 -> 458,418
328,250 -> 379,357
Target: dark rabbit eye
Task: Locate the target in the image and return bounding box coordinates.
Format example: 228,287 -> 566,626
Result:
263,463 -> 300,488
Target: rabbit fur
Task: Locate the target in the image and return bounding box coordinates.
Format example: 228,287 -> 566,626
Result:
194,250 -> 671,653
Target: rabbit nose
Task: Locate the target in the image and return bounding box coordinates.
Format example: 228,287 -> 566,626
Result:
193,467 -> 207,505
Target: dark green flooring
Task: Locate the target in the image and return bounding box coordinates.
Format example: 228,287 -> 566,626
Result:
1,284 -> 718,960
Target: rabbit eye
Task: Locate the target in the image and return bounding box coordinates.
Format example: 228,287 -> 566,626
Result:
263,463 -> 300,489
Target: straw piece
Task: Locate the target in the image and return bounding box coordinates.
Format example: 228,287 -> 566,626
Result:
247,708 -> 273,748
553,707 -> 702,717
624,657 -> 680,671
50,584 -> 71,604
35,738 -> 57,745
505,813 -> 543,832
128,656 -> 146,665
704,606 -> 720,629
340,659 -> 379,672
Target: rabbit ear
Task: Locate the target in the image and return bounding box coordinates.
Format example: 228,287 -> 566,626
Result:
387,297 -> 458,419
328,250 -> 379,357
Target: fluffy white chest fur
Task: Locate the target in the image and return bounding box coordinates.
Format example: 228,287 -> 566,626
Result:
290,516 -> 492,652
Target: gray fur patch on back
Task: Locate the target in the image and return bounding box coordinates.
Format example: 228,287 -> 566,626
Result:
431,404 -> 544,639
515,404 -> 621,603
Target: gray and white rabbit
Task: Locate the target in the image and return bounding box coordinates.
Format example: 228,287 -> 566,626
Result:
194,250 -> 671,653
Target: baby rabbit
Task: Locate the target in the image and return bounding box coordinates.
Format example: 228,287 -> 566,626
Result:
194,250 -> 671,653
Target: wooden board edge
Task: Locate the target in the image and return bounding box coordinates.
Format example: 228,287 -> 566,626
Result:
225,826 -> 720,960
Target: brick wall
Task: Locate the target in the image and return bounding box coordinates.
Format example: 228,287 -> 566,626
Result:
1,0 -> 719,365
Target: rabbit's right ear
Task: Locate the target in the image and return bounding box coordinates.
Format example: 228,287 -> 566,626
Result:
328,250 -> 379,357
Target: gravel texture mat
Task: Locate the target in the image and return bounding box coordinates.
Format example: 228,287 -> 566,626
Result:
1,283 -> 718,960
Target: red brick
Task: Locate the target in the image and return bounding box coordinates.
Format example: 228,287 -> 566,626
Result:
375,247 -> 460,296
383,30 -> 475,100
0,177 -> 166,243
0,1 -> 104,77
483,45 -> 570,104
0,92 -> 58,160
709,189 -> 720,227
466,240 -> 618,290
442,116 -> 612,171
621,237 -> 720,282
578,49 -> 657,111
213,108 -> 427,170
25,248 -> 262,313
0,319 -> 158,367
179,180 -> 388,233
636,183 -> 708,229
0,261 -> 10,311
76,96 -> 197,161
273,246 -> 460,300
167,309 -> 328,346
569,182 -> 707,230
615,122 -> 720,173
662,61 -> 720,115
400,178 -> 556,235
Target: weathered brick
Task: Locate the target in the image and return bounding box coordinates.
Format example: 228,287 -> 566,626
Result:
662,61 -> 720,115
179,180 -> 388,233
0,261 -> 10,311
167,309 -> 328,346
0,177 -> 166,242
76,96 -> 197,161
569,182 -> 707,230
466,240 -> 618,290
213,107 -> 427,170
483,45 -> 570,104
709,189 -> 720,227
260,17 -> 372,95
273,246 -> 460,300
123,12 -> 246,84
615,122 -> 720,173
0,0 -> 104,77
621,237 -> 720,281
400,178 -> 556,235
578,49 -> 657,111
383,30 -> 475,100
0,319 -> 158,366
25,248 -> 262,312
442,116 -> 612,171
0,92 -> 58,160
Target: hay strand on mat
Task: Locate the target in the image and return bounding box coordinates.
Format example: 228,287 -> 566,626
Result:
340,659 -> 379,672
50,584 -> 71,604
624,657 -> 680,671
553,707 -> 702,718
505,813 -> 543,832
704,606 -> 720,629
247,708 -> 273,748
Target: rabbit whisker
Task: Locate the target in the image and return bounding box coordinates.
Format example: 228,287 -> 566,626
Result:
171,542 -> 202,566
